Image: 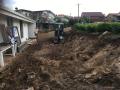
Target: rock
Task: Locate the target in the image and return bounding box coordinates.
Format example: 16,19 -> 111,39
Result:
92,70 -> 97,75
98,31 -> 111,39
27,72 -> 36,79
18,68 -> 22,72
27,87 -> 34,90
42,85 -> 50,90
50,80 -> 64,88
40,71 -> 51,81
114,62 -> 120,74
85,74 -> 92,79
113,57 -> 120,79
0,83 -> 6,88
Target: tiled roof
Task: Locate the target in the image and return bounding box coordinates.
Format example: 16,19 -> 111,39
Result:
81,12 -> 105,17
107,13 -> 120,16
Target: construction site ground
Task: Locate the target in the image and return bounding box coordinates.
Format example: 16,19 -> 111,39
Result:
0,28 -> 120,90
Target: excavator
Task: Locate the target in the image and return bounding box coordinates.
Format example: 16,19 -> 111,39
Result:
36,22 -> 64,44
53,23 -> 64,44
36,11 -> 65,44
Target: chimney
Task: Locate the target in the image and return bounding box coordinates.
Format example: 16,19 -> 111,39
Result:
15,7 -> 18,11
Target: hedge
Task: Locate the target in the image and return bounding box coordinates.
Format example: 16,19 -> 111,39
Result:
74,22 -> 120,34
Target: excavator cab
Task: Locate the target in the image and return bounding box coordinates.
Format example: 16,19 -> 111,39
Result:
54,23 -> 64,44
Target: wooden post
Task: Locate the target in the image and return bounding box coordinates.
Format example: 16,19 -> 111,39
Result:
0,52 -> 4,67
12,44 -> 17,57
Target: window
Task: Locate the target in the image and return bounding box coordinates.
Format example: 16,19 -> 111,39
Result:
20,21 -> 23,38
7,17 -> 13,26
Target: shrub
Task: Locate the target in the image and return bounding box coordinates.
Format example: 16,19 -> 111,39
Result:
74,23 -> 97,33
111,23 -> 120,34
96,23 -> 112,32
86,24 -> 97,33
74,23 -> 86,32
74,22 -> 120,34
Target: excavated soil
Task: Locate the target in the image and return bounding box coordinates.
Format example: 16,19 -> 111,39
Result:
0,30 -> 120,90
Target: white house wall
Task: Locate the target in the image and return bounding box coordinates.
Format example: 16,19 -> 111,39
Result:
13,19 -> 20,33
13,19 -> 29,43
0,14 -> 7,43
0,14 -> 7,26
21,22 -> 29,42
28,23 -> 36,38
0,31 -> 3,43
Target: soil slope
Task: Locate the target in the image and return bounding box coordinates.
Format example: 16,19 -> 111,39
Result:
0,30 -> 120,90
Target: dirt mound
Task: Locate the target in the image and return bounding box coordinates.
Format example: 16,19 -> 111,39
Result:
0,30 -> 120,90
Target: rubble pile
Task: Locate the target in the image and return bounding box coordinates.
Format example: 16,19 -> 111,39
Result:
0,30 -> 120,90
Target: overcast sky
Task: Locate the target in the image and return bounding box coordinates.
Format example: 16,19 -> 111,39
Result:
10,0 -> 120,16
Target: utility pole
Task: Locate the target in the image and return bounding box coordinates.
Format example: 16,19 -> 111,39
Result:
70,13 -> 71,17
78,3 -> 80,23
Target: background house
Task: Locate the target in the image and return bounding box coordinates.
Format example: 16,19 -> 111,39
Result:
16,9 -> 56,22
15,8 -> 33,19
107,13 -> 120,22
81,12 -> 105,23
16,9 -> 57,30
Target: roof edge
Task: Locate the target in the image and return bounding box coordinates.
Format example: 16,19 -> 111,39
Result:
0,6 -> 35,23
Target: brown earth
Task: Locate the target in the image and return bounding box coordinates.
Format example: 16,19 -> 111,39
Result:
0,29 -> 120,90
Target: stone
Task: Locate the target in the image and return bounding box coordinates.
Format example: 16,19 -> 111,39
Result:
27,87 -> 34,90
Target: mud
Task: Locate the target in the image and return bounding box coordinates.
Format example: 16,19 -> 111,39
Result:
0,30 -> 120,90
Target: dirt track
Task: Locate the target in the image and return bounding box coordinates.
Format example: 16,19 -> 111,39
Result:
0,29 -> 120,90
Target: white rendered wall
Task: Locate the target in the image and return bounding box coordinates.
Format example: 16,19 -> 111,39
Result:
0,14 -> 7,43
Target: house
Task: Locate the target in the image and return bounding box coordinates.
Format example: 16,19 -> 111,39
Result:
0,6 -> 36,67
16,9 -> 57,30
16,9 -> 56,22
32,10 -> 56,21
81,12 -> 105,23
0,6 -> 36,44
106,13 -> 120,22
15,9 -> 33,19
